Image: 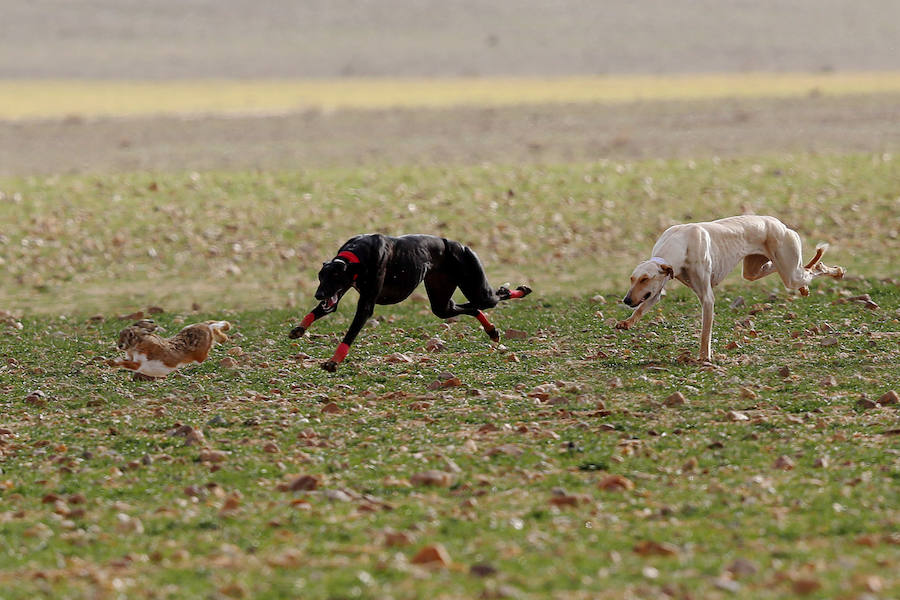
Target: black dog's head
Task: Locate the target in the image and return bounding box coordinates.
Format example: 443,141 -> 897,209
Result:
315,260 -> 354,309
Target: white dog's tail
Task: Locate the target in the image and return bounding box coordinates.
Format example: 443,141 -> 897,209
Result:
805,243 -> 829,269
206,320 -> 231,342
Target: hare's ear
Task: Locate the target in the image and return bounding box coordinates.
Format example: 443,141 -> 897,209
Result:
133,319 -> 156,331
660,264 -> 674,278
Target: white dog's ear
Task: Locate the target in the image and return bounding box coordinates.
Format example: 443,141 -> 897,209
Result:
660,264 -> 674,278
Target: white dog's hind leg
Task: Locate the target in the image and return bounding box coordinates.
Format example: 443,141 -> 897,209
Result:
773,235 -> 843,294
742,254 -> 777,281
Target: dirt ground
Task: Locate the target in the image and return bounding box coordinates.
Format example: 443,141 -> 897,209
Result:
2,93 -> 899,175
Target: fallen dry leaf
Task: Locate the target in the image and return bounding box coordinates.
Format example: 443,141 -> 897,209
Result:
664,392 -> 686,407
425,338 -> 445,352
427,376 -> 462,390
410,470 -> 454,487
184,428 -> 206,447
856,397 -> 878,410
383,529 -> 413,547
633,540 -> 679,557
813,456 -> 829,468
281,475 -> 320,492
726,557 -> 759,577
773,455 -> 795,470
854,534 -> 880,547
548,495 -> 582,508
321,402 -> 342,414
847,294 -> 879,310
198,449 -> 227,463
411,543 -> 451,566
385,352 -> 414,363
487,444 -> 523,457
740,387 -> 757,400
598,474 -> 634,492
877,390 -> 898,405
791,577 -> 821,595
470,562 -> 498,577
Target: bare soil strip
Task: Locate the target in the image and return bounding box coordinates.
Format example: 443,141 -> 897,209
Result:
2,94 -> 898,175
4,74 -> 900,120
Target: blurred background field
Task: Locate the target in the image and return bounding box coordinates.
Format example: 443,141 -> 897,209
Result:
1,0 -> 899,175
1,0 -> 899,310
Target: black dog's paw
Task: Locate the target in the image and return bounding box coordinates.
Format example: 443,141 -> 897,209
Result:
321,360 -> 338,372
497,285 -> 532,301
486,327 -> 501,343
288,326 -> 307,339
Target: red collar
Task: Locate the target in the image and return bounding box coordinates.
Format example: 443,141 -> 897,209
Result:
336,250 -> 360,264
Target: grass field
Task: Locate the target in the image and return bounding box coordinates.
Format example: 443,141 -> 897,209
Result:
2,154 -> 898,315
1,153 -> 898,598
4,73 -> 900,120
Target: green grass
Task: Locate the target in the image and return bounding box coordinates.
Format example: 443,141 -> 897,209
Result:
1,153 -> 898,315
0,155 -> 899,598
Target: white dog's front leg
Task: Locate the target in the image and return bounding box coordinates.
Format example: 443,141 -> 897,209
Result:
616,292 -> 661,330
698,286 -> 715,361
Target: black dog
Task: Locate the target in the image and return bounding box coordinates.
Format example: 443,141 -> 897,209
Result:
289,234 -> 531,371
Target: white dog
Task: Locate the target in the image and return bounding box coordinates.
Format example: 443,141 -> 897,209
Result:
617,215 -> 844,361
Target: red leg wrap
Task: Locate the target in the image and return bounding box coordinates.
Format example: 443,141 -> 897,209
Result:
476,311 -> 493,330
300,312 -> 316,328
330,342 -> 351,364
506,288 -> 526,299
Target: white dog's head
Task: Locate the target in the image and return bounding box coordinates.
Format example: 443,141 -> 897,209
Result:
623,259 -> 674,308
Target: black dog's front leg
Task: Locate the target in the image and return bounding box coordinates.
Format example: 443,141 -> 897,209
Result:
322,297 -> 375,372
289,302 -> 334,339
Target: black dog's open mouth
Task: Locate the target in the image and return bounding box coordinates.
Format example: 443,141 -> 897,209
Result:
324,294 -> 339,309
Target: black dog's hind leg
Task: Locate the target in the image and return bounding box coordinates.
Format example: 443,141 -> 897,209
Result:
321,297 -> 376,372
289,302 -> 332,339
431,243 -> 533,341
452,243 -> 532,304
425,271 -> 503,342
497,285 -> 532,300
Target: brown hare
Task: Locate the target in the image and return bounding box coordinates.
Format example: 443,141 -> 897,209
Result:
107,319 -> 231,378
